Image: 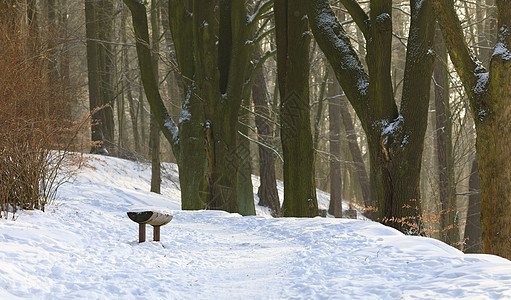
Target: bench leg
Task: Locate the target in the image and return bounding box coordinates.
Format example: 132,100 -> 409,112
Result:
139,223 -> 146,243
153,225 -> 160,242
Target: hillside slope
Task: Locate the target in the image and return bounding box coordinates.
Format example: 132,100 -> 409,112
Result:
1,154 -> 510,299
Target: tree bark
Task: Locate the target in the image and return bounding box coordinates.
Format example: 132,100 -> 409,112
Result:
434,24 -> 458,246
139,81 -> 147,153
167,0 -> 207,210
338,90 -> 372,211
433,0 -> 511,259
307,0 -> 435,231
313,68 -> 328,151
126,0 -> 209,209
121,5 -> 141,153
85,0 -> 115,154
276,0 -> 318,217
237,97 -> 256,216
150,116 -> 161,193
45,0 -> 58,80
96,0 -> 115,151
328,71 -> 343,218
252,48 -> 280,216
160,0 -> 182,122
85,0 -> 106,154
478,1 -> 511,257
464,157 -> 482,253
194,0 -> 240,213
123,1 -> 179,164
194,0 -> 265,213
150,0 -> 161,194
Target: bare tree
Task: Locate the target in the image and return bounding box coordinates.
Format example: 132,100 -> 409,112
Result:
433,0 -> 511,258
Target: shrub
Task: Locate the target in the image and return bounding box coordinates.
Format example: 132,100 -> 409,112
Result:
0,10 -> 89,219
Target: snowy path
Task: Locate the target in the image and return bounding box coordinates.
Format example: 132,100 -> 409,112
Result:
1,155 -> 511,299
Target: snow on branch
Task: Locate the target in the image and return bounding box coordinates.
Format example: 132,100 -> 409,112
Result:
492,25 -> 511,61
307,0 -> 370,124
248,0 -> 274,25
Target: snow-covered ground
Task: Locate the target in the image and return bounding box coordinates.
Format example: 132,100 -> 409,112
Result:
1,155 -> 511,299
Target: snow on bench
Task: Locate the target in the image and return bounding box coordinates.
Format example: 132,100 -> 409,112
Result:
127,211 -> 173,243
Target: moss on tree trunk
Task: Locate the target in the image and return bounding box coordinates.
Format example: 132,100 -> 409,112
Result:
478,45 -> 511,257
433,0 -> 511,259
307,0 -> 435,229
276,0 -> 318,217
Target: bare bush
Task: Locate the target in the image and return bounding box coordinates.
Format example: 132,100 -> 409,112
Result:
0,12 -> 89,219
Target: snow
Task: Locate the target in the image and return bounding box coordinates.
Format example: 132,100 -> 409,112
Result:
1,155 -> 511,299
316,8 -> 365,73
381,115 -> 403,136
415,0 -> 425,11
375,13 -> 390,25
472,71 -> 490,96
164,118 -> 179,144
493,25 -> 511,61
493,42 -> 511,61
179,108 -> 191,123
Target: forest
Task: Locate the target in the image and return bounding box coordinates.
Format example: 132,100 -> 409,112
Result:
1,0 -> 510,262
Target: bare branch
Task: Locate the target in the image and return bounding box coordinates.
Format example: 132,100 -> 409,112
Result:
339,0 -> 370,39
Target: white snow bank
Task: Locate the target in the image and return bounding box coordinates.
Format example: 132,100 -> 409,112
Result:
1,155 -> 510,299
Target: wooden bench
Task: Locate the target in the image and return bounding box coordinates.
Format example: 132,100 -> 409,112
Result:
127,211 -> 173,243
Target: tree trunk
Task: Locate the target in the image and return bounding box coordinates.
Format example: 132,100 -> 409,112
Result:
477,111 -> 511,258
160,0 -> 182,122
434,0 -> 511,259
150,0 -> 161,194
478,62 -> 511,257
252,48 -> 280,216
338,89 -> 372,211
276,0 -> 318,217
434,24 -> 458,246
128,0 -> 271,213
328,71 -> 342,218
167,0 -> 208,210
45,0 -> 58,80
85,0 -> 106,154
464,157 -> 482,253
195,0 -> 261,213
96,0 -> 115,151
85,0 -> 115,154
118,6 -> 127,152
122,5 -> 141,153
204,106 -> 241,213
123,0 -> 179,159
126,0 -> 208,209
478,0 -> 511,258
150,116 -> 161,193
307,0 -> 435,231
237,97 -> 256,216
383,0 -> 435,231
313,68 -> 328,151
194,0 -> 238,213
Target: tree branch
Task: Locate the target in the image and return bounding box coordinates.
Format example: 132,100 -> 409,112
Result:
123,0 -> 180,154
246,49 -> 277,91
249,0 -> 274,25
432,0 -> 485,103
306,0 -> 370,127
339,0 -> 370,40
399,0 -> 436,145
